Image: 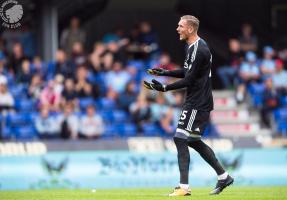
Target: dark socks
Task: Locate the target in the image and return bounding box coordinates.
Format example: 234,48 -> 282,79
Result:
188,139 -> 225,175
174,137 -> 190,184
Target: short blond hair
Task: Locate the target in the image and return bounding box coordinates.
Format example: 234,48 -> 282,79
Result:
181,15 -> 200,32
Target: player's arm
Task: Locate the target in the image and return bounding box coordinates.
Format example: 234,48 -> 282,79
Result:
166,51 -> 207,91
147,68 -> 185,78
143,66 -> 198,92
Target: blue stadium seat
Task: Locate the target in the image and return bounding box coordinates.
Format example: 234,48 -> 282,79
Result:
277,121 -> 287,136
248,83 -> 265,95
280,96 -> 287,106
99,98 -> 116,110
15,99 -> 35,112
9,85 -> 27,99
274,108 -> 287,121
7,112 -> 32,127
113,110 -> 129,123
1,126 -> 13,139
99,111 -> 113,123
252,94 -> 263,107
79,98 -> 94,111
117,123 -> 137,137
142,123 -> 160,136
14,125 -> 37,139
127,60 -> 145,69
103,124 -> 119,138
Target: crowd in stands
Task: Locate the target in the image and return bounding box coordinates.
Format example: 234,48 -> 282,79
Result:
0,17 -> 185,140
217,23 -> 287,136
0,18 -> 286,140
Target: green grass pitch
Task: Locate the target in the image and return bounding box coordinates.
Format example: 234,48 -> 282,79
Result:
1,187 -> 287,200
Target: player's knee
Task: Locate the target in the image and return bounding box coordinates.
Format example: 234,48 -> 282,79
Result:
187,131 -> 201,147
173,136 -> 186,145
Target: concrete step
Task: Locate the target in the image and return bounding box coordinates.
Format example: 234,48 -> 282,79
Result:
218,128 -> 272,137
213,90 -> 235,98
215,123 -> 261,134
211,110 -> 260,124
211,110 -> 250,120
214,97 -> 237,109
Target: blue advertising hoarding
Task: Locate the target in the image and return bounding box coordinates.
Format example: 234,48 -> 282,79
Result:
0,148 -> 287,190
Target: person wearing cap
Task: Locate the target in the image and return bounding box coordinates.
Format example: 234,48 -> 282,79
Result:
260,46 -> 276,80
236,51 -> 260,103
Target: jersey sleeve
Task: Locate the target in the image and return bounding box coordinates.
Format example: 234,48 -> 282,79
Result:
166,50 -> 209,91
165,69 -> 185,78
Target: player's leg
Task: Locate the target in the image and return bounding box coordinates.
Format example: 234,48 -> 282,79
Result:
187,137 -> 234,195
171,136 -> 191,196
168,107 -> 194,197
186,110 -> 234,195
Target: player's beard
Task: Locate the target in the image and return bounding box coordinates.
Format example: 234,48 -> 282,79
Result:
179,33 -> 187,41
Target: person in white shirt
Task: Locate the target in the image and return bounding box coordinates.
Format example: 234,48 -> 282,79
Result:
79,105 -> 104,139
0,75 -> 14,112
57,103 -> 79,139
35,106 -> 59,139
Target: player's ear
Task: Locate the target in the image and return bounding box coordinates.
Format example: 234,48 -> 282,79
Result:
188,26 -> 194,34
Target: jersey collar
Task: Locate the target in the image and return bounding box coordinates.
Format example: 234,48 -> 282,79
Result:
188,37 -> 200,49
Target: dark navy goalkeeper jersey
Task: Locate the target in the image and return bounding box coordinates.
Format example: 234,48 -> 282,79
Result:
166,38 -> 214,111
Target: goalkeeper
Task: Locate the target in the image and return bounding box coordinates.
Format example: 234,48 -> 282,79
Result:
143,15 -> 233,196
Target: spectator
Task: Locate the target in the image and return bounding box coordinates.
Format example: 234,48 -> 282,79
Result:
61,78 -> 78,108
150,93 -> 169,122
260,78 -> 279,128
28,74 -> 43,100
60,17 -> 86,56
53,74 -> 64,96
0,52 -> 13,83
7,42 -> 27,74
260,46 -> 276,80
71,41 -> 87,67
89,42 -> 106,73
57,103 -> 79,139
118,80 -> 137,112
48,50 -> 75,79
238,23 -> 258,53
126,24 -> 141,59
138,21 -> 159,55
0,75 -> 14,112
31,56 -> 47,79
278,48 -> 287,69
130,94 -> 151,133
105,41 -> 127,64
236,51 -> 260,103
1,29 -> 22,54
159,107 -> 175,135
272,59 -> 287,95
153,52 -> 177,71
217,39 -> 244,89
75,66 -> 99,98
105,61 -> 131,94
39,80 -> 61,111
79,105 -> 104,139
35,106 -> 59,139
101,50 -> 114,72
16,59 -> 32,85
170,91 -> 184,126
